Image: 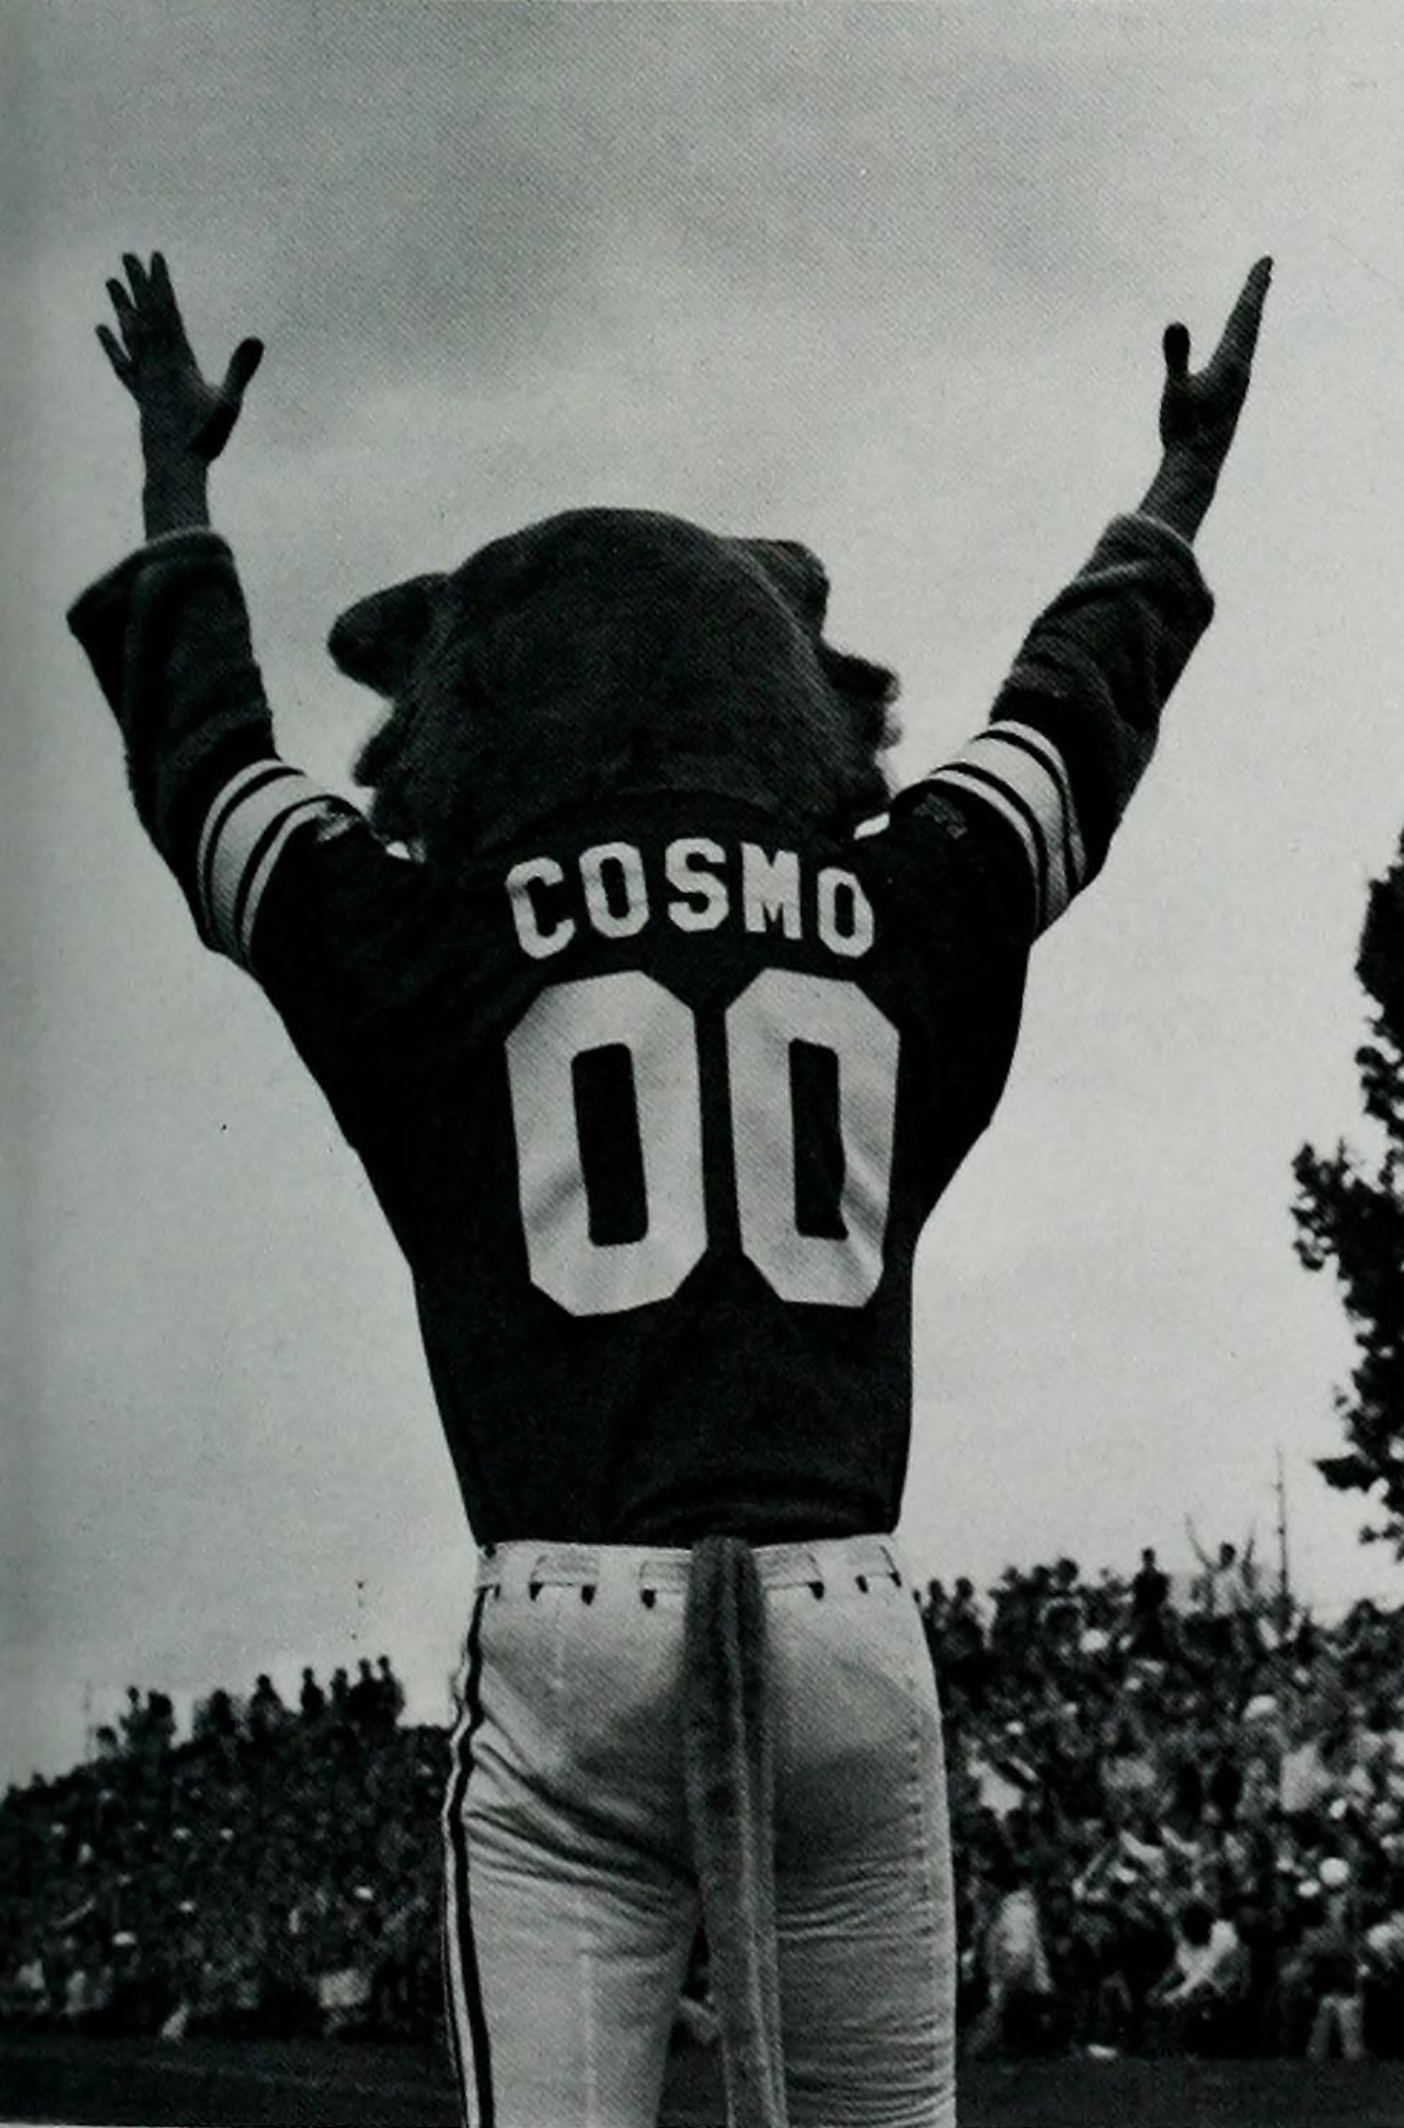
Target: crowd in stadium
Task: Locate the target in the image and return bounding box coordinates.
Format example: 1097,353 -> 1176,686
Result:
0,1656 -> 441,2045
933,1547 -> 1404,2060
4,1554 -> 1404,2062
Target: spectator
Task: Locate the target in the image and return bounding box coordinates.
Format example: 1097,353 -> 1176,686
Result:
1145,1898 -> 1248,2056
299,1666 -> 326,1723
247,1674 -> 287,1744
1287,1877 -> 1366,2062
1362,1868 -> 1404,2057
348,1659 -> 381,1732
1041,1559 -> 1084,1650
118,1688 -> 146,1754
191,1688 -> 238,1748
376,1655 -> 406,1728
1129,1547 -> 1172,1659
1189,1537 -> 1243,1618
0,1940 -> 49,2026
60,1937 -> 116,2033
936,1577 -> 988,1712
967,1857 -> 1057,2058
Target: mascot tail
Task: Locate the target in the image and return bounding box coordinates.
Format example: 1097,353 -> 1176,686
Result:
682,1535 -> 790,2128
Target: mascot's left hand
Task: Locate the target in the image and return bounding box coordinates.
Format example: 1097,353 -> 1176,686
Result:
97,252 -> 264,466
1140,255 -> 1273,541
1159,256 -> 1272,477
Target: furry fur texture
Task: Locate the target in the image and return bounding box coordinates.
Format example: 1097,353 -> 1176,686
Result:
683,1536 -> 788,2128
328,507 -> 899,859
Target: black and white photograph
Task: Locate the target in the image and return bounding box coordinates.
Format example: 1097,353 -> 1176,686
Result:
5,5 -> 1404,2124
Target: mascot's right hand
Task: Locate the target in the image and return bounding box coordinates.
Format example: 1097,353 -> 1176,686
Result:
97,251 -> 264,465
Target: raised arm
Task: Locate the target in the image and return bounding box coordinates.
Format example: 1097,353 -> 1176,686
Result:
96,250 -> 264,536
71,256 -> 367,979
907,260 -> 1273,938
1142,257 -> 1273,542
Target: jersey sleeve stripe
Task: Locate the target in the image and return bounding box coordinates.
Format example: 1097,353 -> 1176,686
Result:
232,799 -> 335,966
196,762 -> 340,965
922,722 -> 1085,932
987,720 -> 1087,911
928,763 -> 1050,931
196,762 -> 299,933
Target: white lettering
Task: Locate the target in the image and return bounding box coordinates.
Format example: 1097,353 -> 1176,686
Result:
506,836 -> 876,961
742,843 -> 802,940
580,842 -> 649,940
665,837 -> 729,932
816,866 -> 875,958
727,971 -> 898,1305
506,857 -> 576,960
506,973 -> 706,1314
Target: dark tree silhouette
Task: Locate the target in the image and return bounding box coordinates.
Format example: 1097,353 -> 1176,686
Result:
1293,832 -> 1404,1553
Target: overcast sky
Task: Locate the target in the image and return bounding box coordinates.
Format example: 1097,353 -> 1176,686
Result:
6,0 -> 1404,1786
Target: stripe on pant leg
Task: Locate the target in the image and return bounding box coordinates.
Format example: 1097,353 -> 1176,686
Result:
441,1698 -> 473,2120
440,1894 -> 469,2123
442,1589 -> 495,2127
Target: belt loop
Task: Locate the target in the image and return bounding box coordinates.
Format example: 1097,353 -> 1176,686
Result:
877,1536 -> 903,1587
636,1554 -> 689,1604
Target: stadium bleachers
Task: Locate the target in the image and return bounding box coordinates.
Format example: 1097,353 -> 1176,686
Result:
5,1571 -> 1404,2062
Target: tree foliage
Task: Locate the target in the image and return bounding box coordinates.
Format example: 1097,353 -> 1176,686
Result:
1292,832 -> 1404,1553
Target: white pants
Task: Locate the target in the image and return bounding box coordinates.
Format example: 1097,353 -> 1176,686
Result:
1307,1989 -> 1365,2062
442,1534 -> 957,2128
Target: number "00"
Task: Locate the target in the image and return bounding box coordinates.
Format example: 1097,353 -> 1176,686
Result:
505,969 -> 899,1316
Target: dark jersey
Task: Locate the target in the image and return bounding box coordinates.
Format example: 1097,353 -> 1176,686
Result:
69,512 -> 1213,1545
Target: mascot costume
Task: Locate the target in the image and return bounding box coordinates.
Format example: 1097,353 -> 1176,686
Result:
71,252 -> 1270,2128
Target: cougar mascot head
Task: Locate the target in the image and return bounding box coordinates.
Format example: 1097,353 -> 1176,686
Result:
327,507 -> 899,856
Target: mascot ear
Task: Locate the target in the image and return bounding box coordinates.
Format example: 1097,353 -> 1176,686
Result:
742,536 -> 899,753
740,539 -> 831,629
327,573 -> 448,698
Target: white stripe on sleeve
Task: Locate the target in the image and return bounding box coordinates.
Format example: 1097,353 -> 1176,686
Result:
196,761 -> 340,965
922,720 -> 1086,932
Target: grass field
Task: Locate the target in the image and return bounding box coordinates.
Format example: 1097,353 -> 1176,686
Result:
4,2037 -> 1404,2128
